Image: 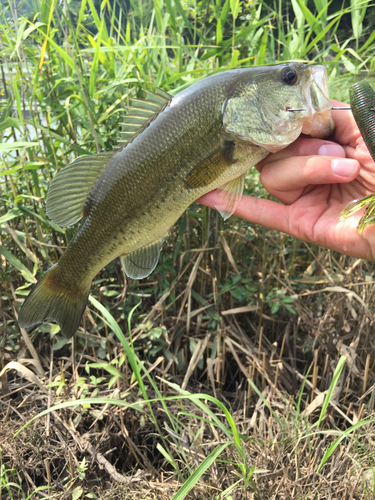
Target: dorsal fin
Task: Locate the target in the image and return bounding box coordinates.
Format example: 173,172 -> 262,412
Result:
46,152 -> 114,226
116,88 -> 172,149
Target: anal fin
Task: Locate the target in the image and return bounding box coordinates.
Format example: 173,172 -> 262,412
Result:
121,236 -> 167,279
214,174 -> 244,220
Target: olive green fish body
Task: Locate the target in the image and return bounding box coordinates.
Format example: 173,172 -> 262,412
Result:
57,77 -> 230,284
19,64 -> 335,338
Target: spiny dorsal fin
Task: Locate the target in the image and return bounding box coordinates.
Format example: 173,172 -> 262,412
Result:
117,88 -> 172,149
121,236 -> 167,279
46,152 -> 114,226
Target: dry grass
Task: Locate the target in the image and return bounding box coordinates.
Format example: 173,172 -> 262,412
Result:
2,224 -> 375,499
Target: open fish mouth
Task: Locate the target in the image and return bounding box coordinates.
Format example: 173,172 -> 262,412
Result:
281,66 -> 335,139
300,66 -> 335,138
223,63 -> 336,153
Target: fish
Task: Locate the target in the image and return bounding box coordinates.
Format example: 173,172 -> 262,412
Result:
18,63 -> 335,338
339,80 -> 375,232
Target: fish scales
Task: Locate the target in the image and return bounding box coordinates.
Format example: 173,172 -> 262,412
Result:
60,83 -> 227,286
18,63 -> 335,338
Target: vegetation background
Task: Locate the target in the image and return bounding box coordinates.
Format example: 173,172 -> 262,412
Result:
1,0 -> 375,498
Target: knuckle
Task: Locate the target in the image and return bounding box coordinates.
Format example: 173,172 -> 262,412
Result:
304,157 -> 324,180
259,164 -> 273,187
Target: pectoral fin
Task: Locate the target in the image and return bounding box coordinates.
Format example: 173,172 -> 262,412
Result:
213,174 -> 244,220
121,237 -> 167,279
185,143 -> 236,190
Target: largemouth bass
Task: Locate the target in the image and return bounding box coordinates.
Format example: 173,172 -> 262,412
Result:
18,63 -> 335,338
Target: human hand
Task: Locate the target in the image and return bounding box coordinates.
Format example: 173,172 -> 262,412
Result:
198,100 -> 375,261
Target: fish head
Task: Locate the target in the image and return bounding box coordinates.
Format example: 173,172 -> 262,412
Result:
223,63 -> 335,153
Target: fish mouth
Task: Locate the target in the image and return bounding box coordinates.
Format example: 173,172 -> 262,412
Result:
301,66 -> 335,138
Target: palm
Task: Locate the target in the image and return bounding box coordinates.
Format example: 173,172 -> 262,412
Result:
283,179 -> 373,259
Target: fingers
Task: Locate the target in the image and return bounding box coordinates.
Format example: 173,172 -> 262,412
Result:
260,155 -> 360,205
256,137 -> 346,169
198,191 -> 375,261
253,134 -> 360,205
198,192 -> 291,234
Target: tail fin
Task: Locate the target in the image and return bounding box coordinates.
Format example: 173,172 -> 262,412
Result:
18,264 -> 90,338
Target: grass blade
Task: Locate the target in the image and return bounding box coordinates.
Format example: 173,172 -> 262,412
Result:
171,442 -> 233,500
316,355 -> 346,428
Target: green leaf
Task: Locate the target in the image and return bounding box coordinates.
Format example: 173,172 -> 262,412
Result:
257,27 -> 268,66
271,302 -> 280,314
157,443 -> 178,469
230,0 -> 240,20
216,18 -> 223,45
53,336 -> 72,351
23,22 -> 47,40
173,0 -> 193,36
284,304 -> 296,315
12,76 -> 24,131
0,246 -> 35,283
89,18 -> 105,98
164,0 -> 177,33
87,0 -> 108,42
72,486 -> 84,500
0,207 -> 24,225
22,118 -> 89,156
0,142 -> 39,152
282,296 -> 295,303
317,417 -> 375,473
17,205 -> 65,234
88,362 -> 123,378
302,15 -> 342,57
316,356 -> 346,428
171,442 -> 233,500
296,0 -> 318,34
31,25 -> 76,72
220,0 -> 231,21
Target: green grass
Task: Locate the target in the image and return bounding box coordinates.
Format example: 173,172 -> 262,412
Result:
1,0 -> 375,498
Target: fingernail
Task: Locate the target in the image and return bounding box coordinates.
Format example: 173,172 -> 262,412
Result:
319,144 -> 346,157
332,159 -> 358,177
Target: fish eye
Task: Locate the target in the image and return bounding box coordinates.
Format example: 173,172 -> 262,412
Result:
282,67 -> 298,85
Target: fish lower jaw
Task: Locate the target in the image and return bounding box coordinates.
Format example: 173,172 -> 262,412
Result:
301,110 -> 335,138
